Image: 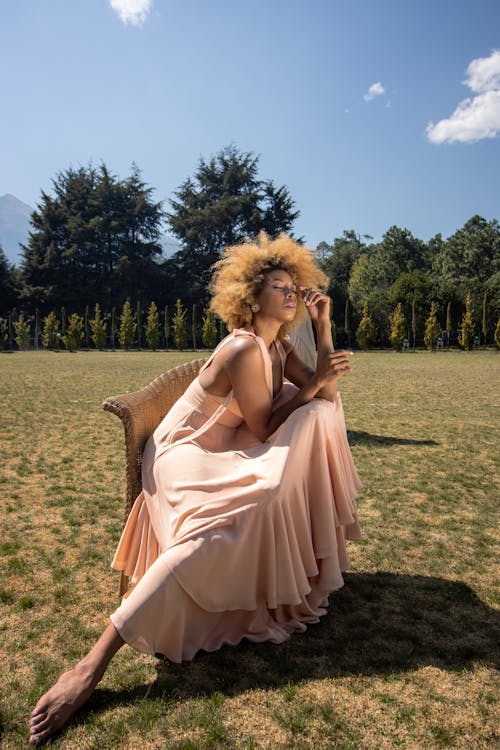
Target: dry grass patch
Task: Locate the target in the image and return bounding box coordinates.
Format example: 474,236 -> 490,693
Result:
0,349 -> 499,749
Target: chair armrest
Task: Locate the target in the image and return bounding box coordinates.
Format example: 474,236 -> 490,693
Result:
103,357 -> 208,524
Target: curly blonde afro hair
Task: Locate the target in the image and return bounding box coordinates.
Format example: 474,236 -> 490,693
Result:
209,232 -> 329,336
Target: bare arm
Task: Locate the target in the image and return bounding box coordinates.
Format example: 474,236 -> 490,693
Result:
226,338 -> 351,442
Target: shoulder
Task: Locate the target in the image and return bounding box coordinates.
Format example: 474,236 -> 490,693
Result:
216,332 -> 261,366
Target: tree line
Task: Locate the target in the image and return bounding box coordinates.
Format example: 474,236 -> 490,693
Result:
1,145 -> 499,349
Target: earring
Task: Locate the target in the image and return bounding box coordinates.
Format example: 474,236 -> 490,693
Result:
250,303 -> 260,313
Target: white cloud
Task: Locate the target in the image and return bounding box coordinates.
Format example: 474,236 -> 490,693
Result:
426,49 -> 500,144
363,82 -> 385,102
109,0 -> 152,26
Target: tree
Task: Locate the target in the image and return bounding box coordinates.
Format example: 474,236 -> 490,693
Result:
482,291 -> 488,346
167,145 -> 299,304
495,316 -> 500,349
201,308 -> 217,348
145,301 -> 161,350
21,163 -> 165,312
163,305 -> 170,348
424,302 -> 441,351
136,301 -> 143,348
0,245 -> 20,315
411,297 -> 417,349
432,215 -> 500,309
172,299 -> 188,349
390,303 -> 406,351
42,312 -> 60,349
118,300 -> 136,350
0,318 -> 8,350
62,313 -> 84,351
356,303 -> 377,349
458,293 -> 475,351
344,298 -> 351,347
111,306 -> 117,349
14,314 -> 31,350
317,231 -> 368,324
90,303 -> 107,349
445,302 -> 452,348
191,304 -> 197,349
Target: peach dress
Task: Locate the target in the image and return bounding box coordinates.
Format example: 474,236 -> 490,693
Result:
110,329 -> 362,662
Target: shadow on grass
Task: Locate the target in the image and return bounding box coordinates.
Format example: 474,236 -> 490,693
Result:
76,572 -> 498,724
347,430 -> 438,447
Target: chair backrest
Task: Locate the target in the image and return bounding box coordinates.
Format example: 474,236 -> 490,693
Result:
103,357 -> 208,522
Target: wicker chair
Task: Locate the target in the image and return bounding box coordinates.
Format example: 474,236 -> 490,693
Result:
103,357 -> 207,595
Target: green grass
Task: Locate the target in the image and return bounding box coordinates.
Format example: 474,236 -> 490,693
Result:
0,348 -> 499,749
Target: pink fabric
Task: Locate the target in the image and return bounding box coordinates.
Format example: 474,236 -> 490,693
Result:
110,329 -> 362,662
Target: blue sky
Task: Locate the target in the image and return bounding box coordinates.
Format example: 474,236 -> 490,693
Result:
1,0 -> 499,247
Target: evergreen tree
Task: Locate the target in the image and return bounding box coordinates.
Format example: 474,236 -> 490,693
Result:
167,145 -> 299,305
90,303 -> 107,349
42,312 -> 60,349
424,301 -> 441,351
172,299 -> 188,349
330,299 -> 337,347
111,306 -> 117,349
458,293 -> 475,351
445,301 -> 452,348
201,308 -> 217,348
14,314 -> 31,350
495,316 -> 500,348
218,317 -> 226,342
84,305 -> 90,348
356,302 -> 377,349
118,300 -> 136,350
0,318 -> 8,350
163,305 -> 170,348
136,301 -> 143,348
482,290 -> 488,346
61,306 -> 67,335
0,246 -> 20,315
344,298 -> 351,347
62,313 -> 84,351
34,308 -> 40,350
390,303 -> 407,351
191,304 -> 197,349
411,297 -> 417,348
145,301 -> 161,350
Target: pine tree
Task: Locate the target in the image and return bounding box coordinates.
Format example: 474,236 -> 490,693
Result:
344,298 -> 351,346
62,313 -> 84,351
424,301 -> 441,351
0,318 -> 8,350
145,301 -> 161,350
458,293 -> 475,351
172,299 -> 188,349
61,306 -> 67,335
163,305 -> 169,348
390,303 -> 406,351
14,313 -> 31,350
118,300 -> 136,350
34,308 -> 40,350
90,303 -> 107,349
482,291 -> 487,347
84,305 -> 90,349
191,304 -> 197,349
411,297 -> 417,348
445,301 -> 452,348
356,302 -> 377,349
495,316 -> 500,349
111,307 -> 117,350
136,301 -> 142,348
202,308 -> 218,348
329,299 -> 337,347
42,312 -> 60,349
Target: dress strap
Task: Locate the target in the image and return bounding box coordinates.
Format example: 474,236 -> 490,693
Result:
159,329 -> 272,456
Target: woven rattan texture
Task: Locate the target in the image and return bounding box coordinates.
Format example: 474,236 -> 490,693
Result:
103,358 -> 208,525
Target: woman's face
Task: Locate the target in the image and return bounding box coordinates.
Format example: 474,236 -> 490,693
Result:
254,269 -> 298,323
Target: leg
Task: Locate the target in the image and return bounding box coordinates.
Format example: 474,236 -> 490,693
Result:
29,621 -> 124,745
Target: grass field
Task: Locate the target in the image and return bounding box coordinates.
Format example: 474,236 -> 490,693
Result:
0,348 -> 499,749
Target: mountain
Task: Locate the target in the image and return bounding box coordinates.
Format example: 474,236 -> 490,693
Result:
0,194 -> 34,266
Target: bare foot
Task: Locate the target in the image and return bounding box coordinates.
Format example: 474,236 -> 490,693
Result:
28,661 -> 100,745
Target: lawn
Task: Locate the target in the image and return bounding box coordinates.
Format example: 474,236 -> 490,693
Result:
0,348 -> 498,749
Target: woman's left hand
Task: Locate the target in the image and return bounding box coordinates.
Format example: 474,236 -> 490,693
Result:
300,287 -> 331,324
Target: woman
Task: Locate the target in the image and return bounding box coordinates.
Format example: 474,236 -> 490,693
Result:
29,233 -> 361,745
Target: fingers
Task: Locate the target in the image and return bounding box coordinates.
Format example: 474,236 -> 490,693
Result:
299,286 -> 329,308
318,350 -> 353,381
